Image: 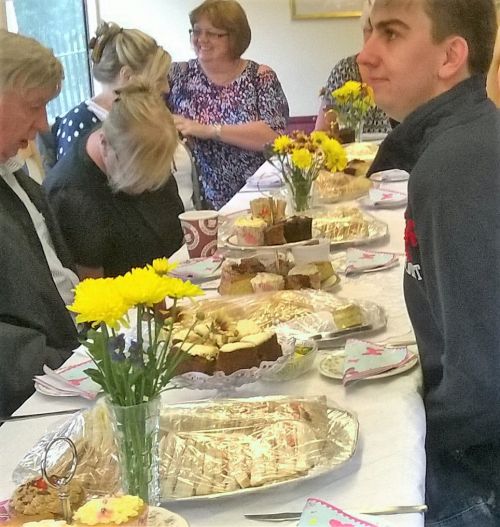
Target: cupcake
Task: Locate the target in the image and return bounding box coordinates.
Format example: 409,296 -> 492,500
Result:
233,217 -> 267,246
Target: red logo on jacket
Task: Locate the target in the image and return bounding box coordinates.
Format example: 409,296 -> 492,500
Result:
404,216 -> 418,262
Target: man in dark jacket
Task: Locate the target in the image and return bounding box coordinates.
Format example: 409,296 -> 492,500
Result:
359,1 -> 500,525
0,30 -> 79,417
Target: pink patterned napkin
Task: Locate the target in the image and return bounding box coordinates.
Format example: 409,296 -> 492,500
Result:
299,498 -> 384,527
0,499 -> 11,523
342,339 -> 415,385
345,248 -> 398,275
367,188 -> 407,208
34,358 -> 100,399
170,255 -> 223,283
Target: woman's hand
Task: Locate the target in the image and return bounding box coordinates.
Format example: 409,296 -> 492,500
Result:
173,114 -> 278,151
173,115 -> 215,140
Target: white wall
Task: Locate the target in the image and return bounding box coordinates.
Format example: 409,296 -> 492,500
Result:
97,0 -> 364,116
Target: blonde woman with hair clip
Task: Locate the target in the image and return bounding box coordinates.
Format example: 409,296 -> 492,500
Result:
43,80 -> 184,280
314,0 -> 392,136
39,21 -> 198,210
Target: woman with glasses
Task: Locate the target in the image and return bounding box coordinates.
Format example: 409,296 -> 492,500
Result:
43,81 -> 184,279
168,0 -> 289,210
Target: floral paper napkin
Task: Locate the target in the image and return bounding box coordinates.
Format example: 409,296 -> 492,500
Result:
299,498 -> 387,527
366,188 -> 407,208
170,255 -> 223,283
345,248 -> 398,275
341,339 -> 415,385
245,167 -> 283,189
34,358 -> 100,399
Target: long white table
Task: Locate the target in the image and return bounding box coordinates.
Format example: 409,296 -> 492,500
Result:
0,171 -> 426,527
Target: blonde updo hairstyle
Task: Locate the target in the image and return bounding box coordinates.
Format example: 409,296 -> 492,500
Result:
189,0 -> 251,59
0,29 -> 63,96
89,22 -> 171,93
102,80 -> 177,195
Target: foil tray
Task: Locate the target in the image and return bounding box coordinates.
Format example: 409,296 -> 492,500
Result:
160,397 -> 358,503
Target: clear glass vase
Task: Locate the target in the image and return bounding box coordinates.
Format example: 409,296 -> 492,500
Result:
107,396 -> 161,505
285,176 -> 314,213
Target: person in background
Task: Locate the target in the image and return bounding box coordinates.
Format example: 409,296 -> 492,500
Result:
44,81 -> 184,279
487,22 -> 500,106
359,0 -> 500,524
38,21 -> 197,211
315,0 -> 391,135
0,30 -> 79,416
168,0 -> 289,210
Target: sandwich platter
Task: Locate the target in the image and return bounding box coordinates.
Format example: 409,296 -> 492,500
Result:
159,396 -> 358,503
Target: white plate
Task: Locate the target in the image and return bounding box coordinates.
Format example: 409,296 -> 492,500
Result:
319,349 -> 419,380
369,169 -> 410,183
148,506 -> 190,527
225,234 -> 313,251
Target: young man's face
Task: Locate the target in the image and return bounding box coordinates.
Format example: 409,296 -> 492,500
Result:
0,86 -> 53,163
357,0 -> 450,121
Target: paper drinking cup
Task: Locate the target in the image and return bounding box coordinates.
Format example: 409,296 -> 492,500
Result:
178,210 -> 219,258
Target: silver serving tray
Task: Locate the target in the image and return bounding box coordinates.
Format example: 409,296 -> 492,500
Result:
160,398 -> 358,503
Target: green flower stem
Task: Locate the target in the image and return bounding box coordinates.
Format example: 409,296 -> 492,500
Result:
111,397 -> 160,504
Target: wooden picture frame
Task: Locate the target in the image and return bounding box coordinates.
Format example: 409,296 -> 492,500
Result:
290,0 -> 363,19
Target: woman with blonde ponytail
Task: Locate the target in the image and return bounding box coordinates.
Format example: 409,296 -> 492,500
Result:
43,80 -> 184,279
40,21 -> 197,209
46,22 -> 171,163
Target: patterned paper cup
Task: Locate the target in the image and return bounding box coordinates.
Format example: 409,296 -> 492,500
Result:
178,210 -> 219,258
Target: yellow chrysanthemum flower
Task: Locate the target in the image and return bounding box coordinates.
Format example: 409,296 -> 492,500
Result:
68,278 -> 130,330
273,134 -> 293,154
310,130 -> 329,145
162,276 -> 204,299
291,147 -> 313,170
322,138 -> 348,172
115,267 -> 173,306
149,257 -> 177,276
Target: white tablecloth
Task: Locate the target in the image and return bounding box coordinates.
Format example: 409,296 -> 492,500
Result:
0,171 -> 425,527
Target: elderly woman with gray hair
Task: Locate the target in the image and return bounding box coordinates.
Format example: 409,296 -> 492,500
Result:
44,81 -> 184,279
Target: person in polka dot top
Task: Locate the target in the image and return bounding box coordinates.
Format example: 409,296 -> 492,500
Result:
44,21 -> 171,165
39,21 -> 198,210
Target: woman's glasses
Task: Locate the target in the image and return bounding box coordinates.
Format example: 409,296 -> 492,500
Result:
189,28 -> 229,40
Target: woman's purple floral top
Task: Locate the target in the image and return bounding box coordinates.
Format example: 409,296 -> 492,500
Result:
168,59 -> 289,209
